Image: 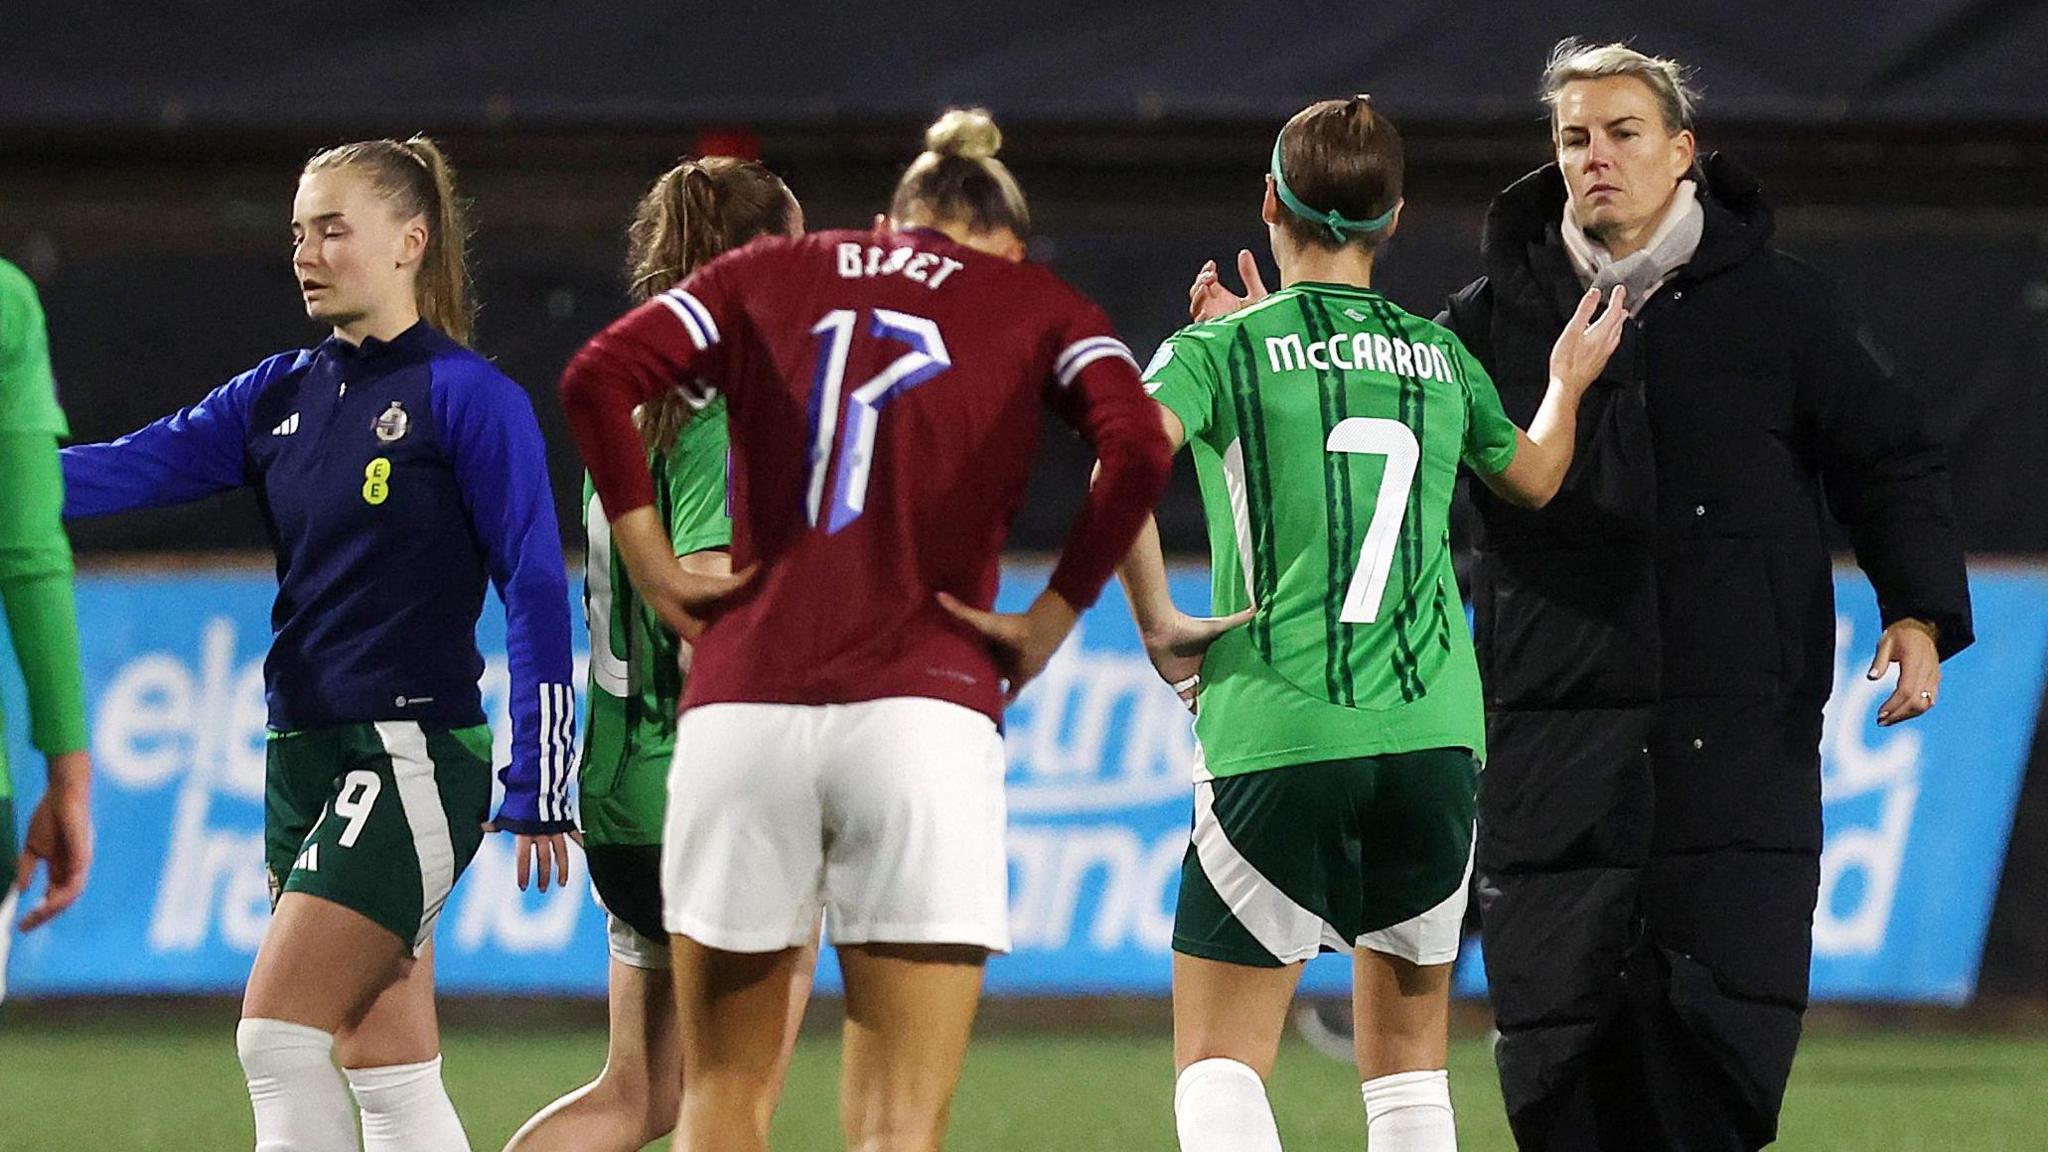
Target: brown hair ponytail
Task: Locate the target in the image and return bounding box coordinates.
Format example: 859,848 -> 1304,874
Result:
624,155 -> 798,451
1271,98 -> 1404,255
304,134 -> 476,345
626,155 -> 795,304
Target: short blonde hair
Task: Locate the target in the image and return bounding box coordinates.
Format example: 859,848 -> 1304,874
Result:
1541,38 -> 1698,133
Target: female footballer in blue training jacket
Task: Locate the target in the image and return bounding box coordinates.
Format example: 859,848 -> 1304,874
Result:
62,136 -> 577,1152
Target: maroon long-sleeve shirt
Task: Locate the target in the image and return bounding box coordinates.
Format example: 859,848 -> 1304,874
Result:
560,227 -> 1171,723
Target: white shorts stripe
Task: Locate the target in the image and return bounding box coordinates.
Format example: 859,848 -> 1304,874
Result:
1355,838 -> 1473,966
375,721 -> 456,952
1190,781 -> 1346,964
669,289 -> 721,345
1055,336 -> 1136,387
654,293 -> 710,350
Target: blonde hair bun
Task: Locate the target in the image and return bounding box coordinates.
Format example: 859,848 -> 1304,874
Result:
924,107 -> 1002,160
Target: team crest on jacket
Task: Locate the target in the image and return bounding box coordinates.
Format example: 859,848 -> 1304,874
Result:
374,401 -> 410,443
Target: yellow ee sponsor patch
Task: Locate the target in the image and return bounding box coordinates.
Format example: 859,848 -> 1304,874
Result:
362,457 -> 392,505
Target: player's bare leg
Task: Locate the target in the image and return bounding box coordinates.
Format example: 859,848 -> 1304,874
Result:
1172,952 -> 1304,1077
504,956 -> 678,1151
1171,952 -> 1303,1152
508,940 -> 818,1152
1353,948 -> 1457,1151
766,938 -> 821,1126
837,943 -> 987,1152
244,892 -> 409,1042
669,935 -> 807,1152
239,892 -> 411,1152
336,937 -> 440,1067
1352,948 -> 1451,1078
325,939 -> 472,1150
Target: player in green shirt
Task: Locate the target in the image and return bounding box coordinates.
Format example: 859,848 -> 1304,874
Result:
0,257 -> 94,1002
507,156 -> 814,1152
1116,99 -> 1625,1152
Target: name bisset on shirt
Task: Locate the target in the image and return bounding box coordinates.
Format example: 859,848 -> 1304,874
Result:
834,241 -> 965,291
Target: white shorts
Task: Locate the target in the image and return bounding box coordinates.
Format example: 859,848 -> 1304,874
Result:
661,697 -> 1011,954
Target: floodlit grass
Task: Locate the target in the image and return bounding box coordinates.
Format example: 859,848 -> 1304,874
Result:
2,1008 -> 2044,1150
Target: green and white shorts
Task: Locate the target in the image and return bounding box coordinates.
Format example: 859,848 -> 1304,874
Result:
1174,748 -> 1478,968
586,843 -> 669,970
265,721 -> 494,953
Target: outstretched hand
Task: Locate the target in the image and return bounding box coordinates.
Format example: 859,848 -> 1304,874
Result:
1547,285 -> 1629,395
1189,249 -> 1270,323
1141,606 -> 1257,712
937,588 -> 1080,702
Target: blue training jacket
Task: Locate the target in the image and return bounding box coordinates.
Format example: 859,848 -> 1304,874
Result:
63,322 -> 576,832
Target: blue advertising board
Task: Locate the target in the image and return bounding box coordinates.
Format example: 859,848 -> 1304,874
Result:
5,564 -> 2046,1003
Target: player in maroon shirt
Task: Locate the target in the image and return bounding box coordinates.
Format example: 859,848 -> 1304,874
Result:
560,108 -> 1172,1152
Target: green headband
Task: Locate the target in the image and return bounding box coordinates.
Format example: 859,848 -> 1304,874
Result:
1270,135 -> 1398,242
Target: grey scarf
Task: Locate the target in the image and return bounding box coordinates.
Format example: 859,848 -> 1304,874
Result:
1561,179 -> 1704,314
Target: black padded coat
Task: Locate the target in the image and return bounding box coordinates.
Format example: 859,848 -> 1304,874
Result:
1442,153 -> 1973,1151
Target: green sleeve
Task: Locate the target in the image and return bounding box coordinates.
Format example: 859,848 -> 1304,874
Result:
1141,328 -> 1223,443
662,401 -> 733,556
0,259 -> 69,438
1453,340 -> 1519,476
0,432 -> 89,758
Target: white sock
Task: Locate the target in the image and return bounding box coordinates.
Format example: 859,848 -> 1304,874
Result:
236,1018 -> 362,1152
1175,1057 -> 1283,1152
1361,1069 -> 1455,1151
345,1056 -> 472,1152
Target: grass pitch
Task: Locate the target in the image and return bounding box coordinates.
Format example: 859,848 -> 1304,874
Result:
2,1007 -> 2044,1150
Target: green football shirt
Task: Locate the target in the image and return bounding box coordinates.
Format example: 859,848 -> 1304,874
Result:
1145,281 -> 1518,778
578,399 -> 732,845
1,257 -> 85,807
0,259 -> 68,439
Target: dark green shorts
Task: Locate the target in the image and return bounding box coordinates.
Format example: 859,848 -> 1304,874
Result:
585,842 -> 664,945
1174,748 -> 1478,968
265,722 -> 493,952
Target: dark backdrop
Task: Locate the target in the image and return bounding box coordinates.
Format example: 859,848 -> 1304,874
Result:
7,125 -> 2045,557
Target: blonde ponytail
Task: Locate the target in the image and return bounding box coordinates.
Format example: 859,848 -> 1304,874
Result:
399,136 -> 474,345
